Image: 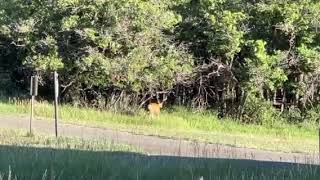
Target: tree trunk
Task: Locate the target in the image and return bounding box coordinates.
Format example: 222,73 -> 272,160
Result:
273,90 -> 277,105
281,88 -> 286,113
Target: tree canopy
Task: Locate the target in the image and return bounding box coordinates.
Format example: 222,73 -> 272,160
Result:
1,0 -> 320,123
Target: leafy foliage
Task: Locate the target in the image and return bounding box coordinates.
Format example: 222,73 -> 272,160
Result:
1,0 -> 320,123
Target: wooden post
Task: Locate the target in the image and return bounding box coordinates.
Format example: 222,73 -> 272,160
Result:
29,75 -> 38,135
30,92 -> 34,135
54,71 -> 59,137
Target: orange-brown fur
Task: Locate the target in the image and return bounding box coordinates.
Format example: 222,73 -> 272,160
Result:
147,102 -> 163,116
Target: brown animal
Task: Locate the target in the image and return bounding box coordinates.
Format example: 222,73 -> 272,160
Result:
147,94 -> 167,117
148,102 -> 163,116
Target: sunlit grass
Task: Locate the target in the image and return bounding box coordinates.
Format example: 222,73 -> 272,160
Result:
0,100 -> 318,153
0,128 -> 142,152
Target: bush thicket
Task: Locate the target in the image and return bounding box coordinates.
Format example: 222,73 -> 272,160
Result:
1,0 -> 320,123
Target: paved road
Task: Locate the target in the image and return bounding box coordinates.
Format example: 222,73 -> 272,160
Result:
0,115 -> 319,165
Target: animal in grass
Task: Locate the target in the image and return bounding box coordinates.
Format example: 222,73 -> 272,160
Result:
147,94 -> 167,117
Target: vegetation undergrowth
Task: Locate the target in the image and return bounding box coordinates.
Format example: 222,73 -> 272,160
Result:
0,129 -> 319,180
0,100 -> 318,154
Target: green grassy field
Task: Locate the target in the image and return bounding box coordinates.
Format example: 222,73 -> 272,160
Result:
0,129 -> 319,180
0,100 -> 318,153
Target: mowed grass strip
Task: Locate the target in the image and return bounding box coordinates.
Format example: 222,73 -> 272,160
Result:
0,100 -> 318,153
0,128 -> 142,152
0,129 -> 319,180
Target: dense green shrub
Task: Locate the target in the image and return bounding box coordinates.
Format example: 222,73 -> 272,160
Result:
305,105 -> 320,124
1,0 -> 320,123
0,0 -> 193,101
241,95 -> 283,126
282,107 -> 304,124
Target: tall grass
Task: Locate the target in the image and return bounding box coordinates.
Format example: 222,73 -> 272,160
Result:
0,129 -> 142,152
0,129 -> 319,180
0,99 -> 318,153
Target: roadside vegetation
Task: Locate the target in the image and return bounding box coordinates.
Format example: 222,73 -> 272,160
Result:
0,129 -> 319,180
0,99 -> 318,154
1,0 -> 320,126
0,128 -> 142,152
1,1 -> 320,179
